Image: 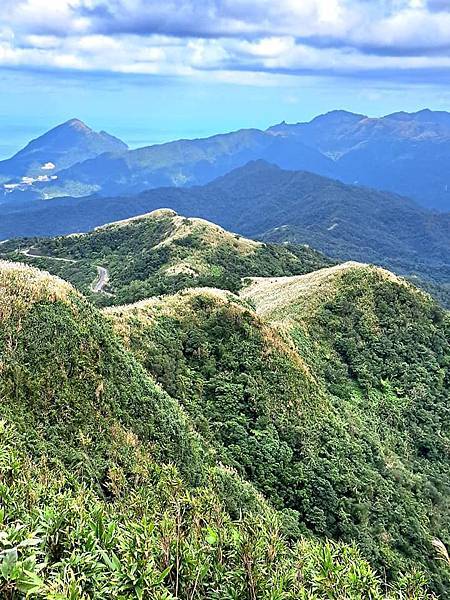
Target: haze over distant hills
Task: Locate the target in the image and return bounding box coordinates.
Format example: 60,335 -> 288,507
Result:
1,160 -> 448,267
269,109 -> 450,211
1,160 -> 449,306
2,109 -> 450,210
0,118 -> 127,192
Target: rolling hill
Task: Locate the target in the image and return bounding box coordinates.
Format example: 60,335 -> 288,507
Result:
6,210 -> 446,589
0,259 -> 439,598
3,160 -> 448,304
104,262 -> 450,594
242,263 -> 450,592
0,208 -> 332,305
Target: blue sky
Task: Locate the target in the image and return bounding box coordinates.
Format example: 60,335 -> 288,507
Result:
2,0 -> 450,158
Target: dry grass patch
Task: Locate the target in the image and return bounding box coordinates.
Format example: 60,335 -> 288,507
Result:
153,213 -> 261,253
240,262 -> 416,327
94,208 -> 178,231
0,260 -> 73,321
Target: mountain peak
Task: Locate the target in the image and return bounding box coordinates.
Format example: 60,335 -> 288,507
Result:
214,159 -> 281,178
309,109 -> 367,124
63,118 -> 92,131
0,118 -> 128,180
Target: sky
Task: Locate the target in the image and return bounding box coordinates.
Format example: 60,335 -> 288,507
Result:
1,0 -> 450,158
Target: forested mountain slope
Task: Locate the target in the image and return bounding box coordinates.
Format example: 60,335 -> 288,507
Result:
2,161 -> 448,305
0,260 -> 207,484
0,260 -> 436,598
0,209 -> 332,306
104,264 -> 450,595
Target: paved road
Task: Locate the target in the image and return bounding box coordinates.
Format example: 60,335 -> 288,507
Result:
20,247 -> 110,294
92,266 -> 110,293
20,248 -> 77,263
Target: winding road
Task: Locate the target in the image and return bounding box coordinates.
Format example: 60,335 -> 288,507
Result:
20,247 -> 110,294
20,248 -> 77,263
91,266 -> 109,293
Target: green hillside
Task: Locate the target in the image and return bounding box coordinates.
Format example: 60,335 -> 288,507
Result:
2,160 -> 449,308
0,260 -> 434,599
105,265 -> 450,595
106,287 -> 324,508
1,209 -> 332,306
243,263 -> 450,592
0,260 -> 207,484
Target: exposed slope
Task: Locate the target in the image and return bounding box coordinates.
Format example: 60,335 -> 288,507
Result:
1,209 -> 332,306
240,261 -> 377,322
0,119 -> 127,188
106,269 -> 450,594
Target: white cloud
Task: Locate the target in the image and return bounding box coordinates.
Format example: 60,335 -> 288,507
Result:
1,0 -> 450,84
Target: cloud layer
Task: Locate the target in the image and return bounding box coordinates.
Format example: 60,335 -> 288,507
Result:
2,0 -> 450,83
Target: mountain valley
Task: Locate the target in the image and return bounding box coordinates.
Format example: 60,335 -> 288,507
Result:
2,160 -> 449,307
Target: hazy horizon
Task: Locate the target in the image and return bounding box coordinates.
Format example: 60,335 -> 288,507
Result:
1,102 -> 448,160
2,0 -> 450,158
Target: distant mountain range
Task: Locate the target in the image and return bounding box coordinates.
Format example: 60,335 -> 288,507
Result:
0,118 -> 127,194
1,160 -> 449,306
3,113 -> 450,598
2,109 -> 450,210
268,109 -> 450,211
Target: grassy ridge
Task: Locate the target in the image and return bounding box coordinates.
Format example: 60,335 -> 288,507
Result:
0,261 -> 209,486
0,260 -> 436,598
106,266 -> 450,594
0,209 -> 333,306
244,264 -> 450,593
0,211 -> 449,596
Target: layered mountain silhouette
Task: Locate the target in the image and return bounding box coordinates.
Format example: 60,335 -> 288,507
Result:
0,118 -> 127,187
269,109 -> 450,211
1,161 -> 448,274
2,109 -> 450,210
31,126 -> 333,199
2,110 -> 450,598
